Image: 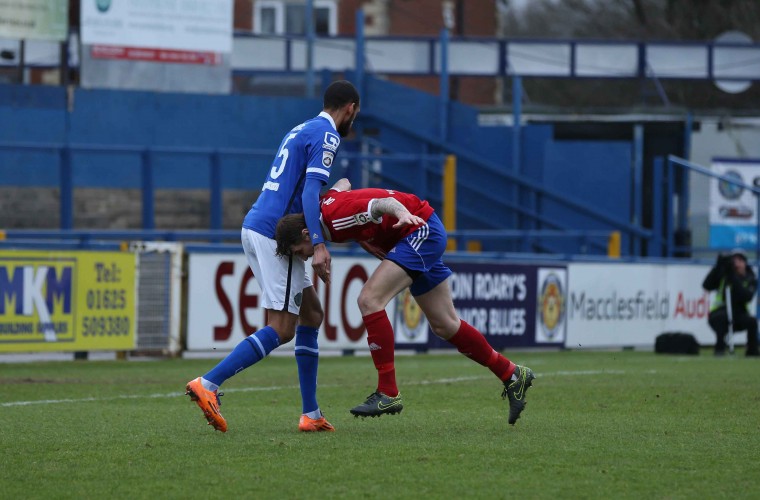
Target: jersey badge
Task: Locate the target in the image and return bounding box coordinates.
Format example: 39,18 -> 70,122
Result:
355,213 -> 369,224
322,151 -> 334,167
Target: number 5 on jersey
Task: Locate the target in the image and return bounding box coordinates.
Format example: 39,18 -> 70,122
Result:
270,133 -> 297,180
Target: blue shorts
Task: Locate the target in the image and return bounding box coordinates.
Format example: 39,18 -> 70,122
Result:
385,212 -> 453,296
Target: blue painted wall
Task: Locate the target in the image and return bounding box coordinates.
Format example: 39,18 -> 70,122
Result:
0,82 -> 644,254
0,85 -> 321,190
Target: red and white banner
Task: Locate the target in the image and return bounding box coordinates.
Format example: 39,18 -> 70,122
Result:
91,45 -> 222,65
186,254 -> 413,351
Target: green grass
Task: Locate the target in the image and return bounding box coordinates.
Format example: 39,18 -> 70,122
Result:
1,350 -> 759,499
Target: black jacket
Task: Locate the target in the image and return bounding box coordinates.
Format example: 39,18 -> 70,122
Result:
703,255 -> 758,314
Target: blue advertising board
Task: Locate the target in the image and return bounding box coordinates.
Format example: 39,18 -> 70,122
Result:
398,261 -> 567,350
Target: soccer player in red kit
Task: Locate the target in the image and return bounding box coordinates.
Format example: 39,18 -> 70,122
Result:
275,179 -> 535,425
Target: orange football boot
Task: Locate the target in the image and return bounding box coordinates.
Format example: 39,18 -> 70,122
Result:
185,377 -> 227,433
298,415 -> 335,432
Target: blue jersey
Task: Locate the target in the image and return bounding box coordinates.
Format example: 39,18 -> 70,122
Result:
243,112 -> 340,237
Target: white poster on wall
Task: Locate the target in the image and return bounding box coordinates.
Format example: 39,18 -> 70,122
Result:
709,159 -> 760,249
566,263 -> 725,348
187,254 -> 403,352
80,0 -> 233,53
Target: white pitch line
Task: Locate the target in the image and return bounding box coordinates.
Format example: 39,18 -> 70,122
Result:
0,385 -> 294,408
0,369 -> 627,408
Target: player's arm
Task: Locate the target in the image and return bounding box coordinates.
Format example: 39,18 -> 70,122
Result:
303,177 -> 331,284
304,125 -> 340,284
370,197 -> 425,229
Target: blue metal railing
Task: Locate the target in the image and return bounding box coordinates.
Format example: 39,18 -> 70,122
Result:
1,135 -> 653,257
0,229 -> 241,250
0,138 -> 633,256
0,141 -> 274,231
0,140 -> 444,232
0,228 -> 614,258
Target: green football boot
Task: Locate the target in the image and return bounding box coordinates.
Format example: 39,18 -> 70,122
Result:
350,391 -> 403,417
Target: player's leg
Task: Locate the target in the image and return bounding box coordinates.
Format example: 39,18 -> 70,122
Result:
415,276 -> 515,379
201,229 -> 296,387
351,215 -> 447,417
349,260 -> 411,417
415,277 -> 534,425
400,214 -> 504,370
295,286 -> 323,418
295,284 -> 334,431
185,304 -> 289,433
185,229 -> 297,432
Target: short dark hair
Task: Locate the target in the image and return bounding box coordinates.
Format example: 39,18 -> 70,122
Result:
323,80 -> 360,110
275,213 -> 308,257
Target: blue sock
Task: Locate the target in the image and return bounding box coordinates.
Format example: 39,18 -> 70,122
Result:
204,326 -> 280,387
295,326 -> 320,415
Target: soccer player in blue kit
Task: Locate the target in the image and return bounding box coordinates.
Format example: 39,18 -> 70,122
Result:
185,81 -> 361,433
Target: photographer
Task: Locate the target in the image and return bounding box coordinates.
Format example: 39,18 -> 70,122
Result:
702,250 -> 759,356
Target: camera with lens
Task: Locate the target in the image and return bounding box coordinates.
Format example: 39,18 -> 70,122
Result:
717,253 -> 735,277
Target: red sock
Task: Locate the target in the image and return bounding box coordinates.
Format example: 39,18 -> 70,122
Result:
363,310 -> 398,397
448,320 -> 515,381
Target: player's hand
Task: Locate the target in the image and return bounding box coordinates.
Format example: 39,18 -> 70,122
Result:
359,241 -> 386,260
392,213 -> 425,229
311,243 -> 331,285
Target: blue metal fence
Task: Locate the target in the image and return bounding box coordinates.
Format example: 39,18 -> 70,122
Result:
0,139 -> 446,230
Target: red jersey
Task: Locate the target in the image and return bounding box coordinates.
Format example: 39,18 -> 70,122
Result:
319,188 -> 435,253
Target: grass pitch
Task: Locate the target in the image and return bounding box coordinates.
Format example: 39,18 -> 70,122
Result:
1,349 -> 758,499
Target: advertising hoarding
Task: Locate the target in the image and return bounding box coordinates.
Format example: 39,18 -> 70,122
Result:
0,250 -> 136,352
187,254 -> 566,351
79,0 -> 233,93
566,263 -> 726,348
426,262 -> 566,350
187,254 -> 406,351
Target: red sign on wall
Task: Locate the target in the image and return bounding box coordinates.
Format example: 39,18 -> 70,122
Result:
186,254 -> 391,351
91,45 -> 222,65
